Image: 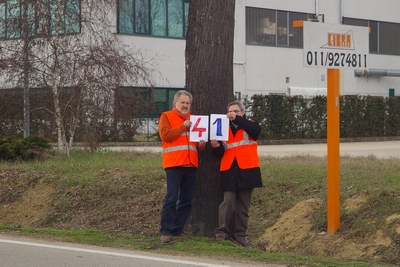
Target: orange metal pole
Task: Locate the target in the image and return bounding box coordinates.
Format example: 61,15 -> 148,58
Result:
327,68 -> 340,234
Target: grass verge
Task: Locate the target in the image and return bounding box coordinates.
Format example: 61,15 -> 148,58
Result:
0,149 -> 399,267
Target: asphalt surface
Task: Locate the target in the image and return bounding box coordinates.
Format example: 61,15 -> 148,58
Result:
109,140 -> 400,159
0,234 -> 283,267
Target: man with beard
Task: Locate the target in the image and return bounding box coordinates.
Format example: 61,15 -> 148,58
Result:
158,90 -> 206,243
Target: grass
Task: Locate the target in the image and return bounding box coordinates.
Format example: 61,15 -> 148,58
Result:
0,149 -> 399,267
0,223 -> 392,267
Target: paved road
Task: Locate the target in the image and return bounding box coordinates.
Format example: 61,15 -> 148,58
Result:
0,235 -> 283,267
258,140 -> 400,158
110,140 -> 400,159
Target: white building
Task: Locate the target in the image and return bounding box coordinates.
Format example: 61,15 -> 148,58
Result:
116,0 -> 400,101
1,0 -> 399,106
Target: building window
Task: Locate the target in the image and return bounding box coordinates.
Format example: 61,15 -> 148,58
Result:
4,0 -> 20,38
61,0 -> 80,34
343,17 -> 400,56
119,87 -> 180,118
0,0 -> 80,39
118,0 -> 189,38
246,7 -> 310,48
153,87 -> 180,115
276,11 -> 288,46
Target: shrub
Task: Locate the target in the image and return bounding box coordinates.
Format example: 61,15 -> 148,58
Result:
0,135 -> 51,161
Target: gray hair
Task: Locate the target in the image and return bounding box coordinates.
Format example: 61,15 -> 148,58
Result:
173,90 -> 193,104
227,100 -> 245,111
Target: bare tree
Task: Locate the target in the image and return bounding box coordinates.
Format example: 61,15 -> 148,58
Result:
0,0 -> 155,155
185,0 -> 236,236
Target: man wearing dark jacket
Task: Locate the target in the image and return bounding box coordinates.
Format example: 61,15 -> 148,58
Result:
210,100 -> 263,247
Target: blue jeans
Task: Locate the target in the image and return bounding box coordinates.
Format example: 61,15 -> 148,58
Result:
160,167 -> 197,236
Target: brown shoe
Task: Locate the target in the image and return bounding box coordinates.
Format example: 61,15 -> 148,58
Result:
160,234 -> 172,243
215,234 -> 226,241
241,242 -> 252,248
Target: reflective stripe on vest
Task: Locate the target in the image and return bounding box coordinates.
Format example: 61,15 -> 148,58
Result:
163,145 -> 198,153
223,132 -> 256,149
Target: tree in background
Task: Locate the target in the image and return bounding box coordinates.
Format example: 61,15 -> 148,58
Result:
185,0 -> 236,236
0,0 -> 155,155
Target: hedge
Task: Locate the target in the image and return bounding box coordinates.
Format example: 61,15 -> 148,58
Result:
247,94 -> 400,140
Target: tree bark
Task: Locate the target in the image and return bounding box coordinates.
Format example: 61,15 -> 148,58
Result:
185,0 -> 236,237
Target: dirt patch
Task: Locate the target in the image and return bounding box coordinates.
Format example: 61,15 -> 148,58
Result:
0,168 -> 56,227
0,183 -> 55,226
343,194 -> 367,212
386,214 -> 400,235
258,198 -> 322,252
257,197 -> 399,262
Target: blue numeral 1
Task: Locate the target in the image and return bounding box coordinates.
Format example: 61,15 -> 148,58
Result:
213,118 -> 222,136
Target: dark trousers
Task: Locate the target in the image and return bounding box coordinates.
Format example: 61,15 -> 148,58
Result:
160,167 -> 197,236
215,188 -> 254,245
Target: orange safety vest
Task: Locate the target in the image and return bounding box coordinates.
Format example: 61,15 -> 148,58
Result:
220,128 -> 259,171
162,111 -> 198,169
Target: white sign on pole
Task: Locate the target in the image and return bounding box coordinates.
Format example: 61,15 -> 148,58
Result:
303,21 -> 369,69
189,115 -> 209,142
210,114 -> 229,141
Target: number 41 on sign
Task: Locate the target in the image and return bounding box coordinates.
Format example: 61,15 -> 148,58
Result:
190,114 -> 229,142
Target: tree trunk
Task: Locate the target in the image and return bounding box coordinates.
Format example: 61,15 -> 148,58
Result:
185,0 -> 236,237
22,1 -> 30,138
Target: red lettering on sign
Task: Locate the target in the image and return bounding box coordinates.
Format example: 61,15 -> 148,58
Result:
192,118 -> 206,137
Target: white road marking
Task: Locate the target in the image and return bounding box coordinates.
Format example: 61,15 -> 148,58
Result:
0,238 -> 231,267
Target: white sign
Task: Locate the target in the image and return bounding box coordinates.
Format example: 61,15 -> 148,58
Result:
190,115 -> 209,142
210,114 -> 229,141
303,21 -> 369,69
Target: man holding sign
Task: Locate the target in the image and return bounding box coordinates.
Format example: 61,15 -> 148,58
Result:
158,90 -> 206,244
210,100 -> 262,247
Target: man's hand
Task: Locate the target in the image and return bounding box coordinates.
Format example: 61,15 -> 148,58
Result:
183,120 -> 192,129
198,140 -> 206,148
210,139 -> 220,148
226,112 -> 236,121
